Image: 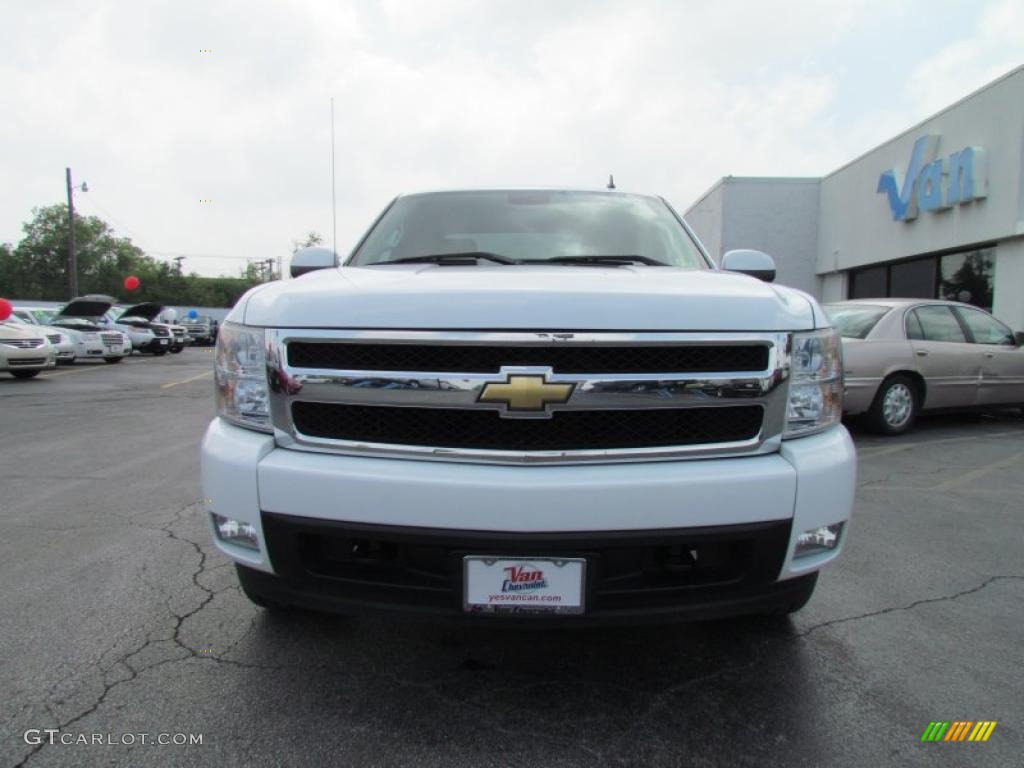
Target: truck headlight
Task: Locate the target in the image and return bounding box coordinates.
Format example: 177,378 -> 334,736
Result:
783,329 -> 842,438
215,322 -> 271,432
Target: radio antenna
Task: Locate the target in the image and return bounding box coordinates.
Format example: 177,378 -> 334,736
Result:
331,97 -> 337,259
606,174 -> 616,190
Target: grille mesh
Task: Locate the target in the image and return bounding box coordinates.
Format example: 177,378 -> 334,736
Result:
291,402 -> 763,451
0,338 -> 44,349
288,342 -> 769,374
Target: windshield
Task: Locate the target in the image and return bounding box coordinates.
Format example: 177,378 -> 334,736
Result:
348,190 -> 707,268
10,312 -> 32,325
824,304 -> 891,339
20,309 -> 53,324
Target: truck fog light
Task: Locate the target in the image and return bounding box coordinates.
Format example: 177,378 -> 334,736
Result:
794,523 -> 843,558
212,513 -> 260,550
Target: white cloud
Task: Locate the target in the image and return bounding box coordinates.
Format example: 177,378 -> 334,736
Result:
906,0 -> 1024,116
0,0 -> 1018,279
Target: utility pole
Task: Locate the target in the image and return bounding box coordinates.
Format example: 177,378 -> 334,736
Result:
66,168 -> 78,298
65,168 -> 87,298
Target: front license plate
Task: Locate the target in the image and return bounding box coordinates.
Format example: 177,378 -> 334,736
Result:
463,557 -> 586,615
160,339 -> 168,345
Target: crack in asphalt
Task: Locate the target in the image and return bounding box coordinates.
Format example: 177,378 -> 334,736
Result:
13,502 -> 224,768
13,501 -> 1022,767
792,575 -> 1024,638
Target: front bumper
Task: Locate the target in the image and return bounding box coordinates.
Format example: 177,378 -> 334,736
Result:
201,419 -> 856,619
74,339 -> 124,358
0,347 -> 57,371
143,337 -> 170,352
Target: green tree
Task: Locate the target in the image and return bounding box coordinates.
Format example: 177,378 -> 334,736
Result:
295,231 -> 323,249
0,203 -> 262,307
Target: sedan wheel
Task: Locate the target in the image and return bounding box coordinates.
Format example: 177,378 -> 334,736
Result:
867,375 -> 918,435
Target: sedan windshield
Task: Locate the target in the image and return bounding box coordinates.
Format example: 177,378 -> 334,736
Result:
824,304 -> 891,339
348,190 -> 707,268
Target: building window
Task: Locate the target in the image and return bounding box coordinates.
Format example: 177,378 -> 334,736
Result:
847,247 -> 995,310
849,266 -> 887,299
890,258 -> 936,298
939,250 -> 994,311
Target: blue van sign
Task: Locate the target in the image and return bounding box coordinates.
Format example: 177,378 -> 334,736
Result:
877,135 -> 987,221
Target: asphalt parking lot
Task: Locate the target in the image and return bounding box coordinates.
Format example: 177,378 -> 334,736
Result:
1,353 -> 1021,767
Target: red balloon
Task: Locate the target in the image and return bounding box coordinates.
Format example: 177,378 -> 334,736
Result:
124,275 -> 140,291
0,298 -> 11,322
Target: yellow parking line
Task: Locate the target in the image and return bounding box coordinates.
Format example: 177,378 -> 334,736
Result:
161,370 -> 214,389
857,430 -> 1022,460
933,452 -> 1024,492
38,365 -> 115,379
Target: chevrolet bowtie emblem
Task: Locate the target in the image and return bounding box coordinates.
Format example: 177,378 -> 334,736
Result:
478,374 -> 574,412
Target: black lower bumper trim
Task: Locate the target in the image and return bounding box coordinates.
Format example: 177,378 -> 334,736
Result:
237,563 -> 816,625
247,515 -> 805,625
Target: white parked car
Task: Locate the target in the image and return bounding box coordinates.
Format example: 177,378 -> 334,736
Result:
106,302 -> 172,355
47,297 -> 128,363
0,321 -> 56,378
10,307 -> 77,364
201,188 -> 856,623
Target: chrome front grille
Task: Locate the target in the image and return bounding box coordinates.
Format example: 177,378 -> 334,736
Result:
267,330 -> 791,465
101,333 -> 122,345
152,326 -> 170,337
0,338 -> 45,349
287,342 -> 770,374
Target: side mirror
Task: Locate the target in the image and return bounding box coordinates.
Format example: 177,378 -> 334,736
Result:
1015,331 -> 1024,347
721,249 -> 776,283
290,246 -> 337,278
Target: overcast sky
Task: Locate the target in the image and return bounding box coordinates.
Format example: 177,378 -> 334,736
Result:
1,0 -> 1021,279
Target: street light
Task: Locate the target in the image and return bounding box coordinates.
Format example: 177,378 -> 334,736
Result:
66,168 -> 88,298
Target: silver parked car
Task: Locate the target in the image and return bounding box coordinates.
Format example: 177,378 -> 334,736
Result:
824,299 -> 1024,434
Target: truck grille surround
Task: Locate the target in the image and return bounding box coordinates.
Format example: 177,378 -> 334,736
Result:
267,330 -> 792,464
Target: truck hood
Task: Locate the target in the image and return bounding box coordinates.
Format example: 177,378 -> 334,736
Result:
241,266 -> 820,331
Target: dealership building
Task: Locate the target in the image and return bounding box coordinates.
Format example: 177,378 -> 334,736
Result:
685,65 -> 1024,332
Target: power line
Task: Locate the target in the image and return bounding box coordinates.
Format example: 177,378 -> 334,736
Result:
75,197 -> 264,262
149,250 -> 255,261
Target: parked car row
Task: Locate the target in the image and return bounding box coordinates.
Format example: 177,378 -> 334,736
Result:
2,296 -> 217,379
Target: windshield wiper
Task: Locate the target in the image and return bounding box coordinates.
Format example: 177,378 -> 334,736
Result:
379,252 -> 520,266
530,254 -> 670,267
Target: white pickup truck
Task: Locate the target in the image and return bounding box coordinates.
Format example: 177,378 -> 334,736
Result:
201,188 -> 856,623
